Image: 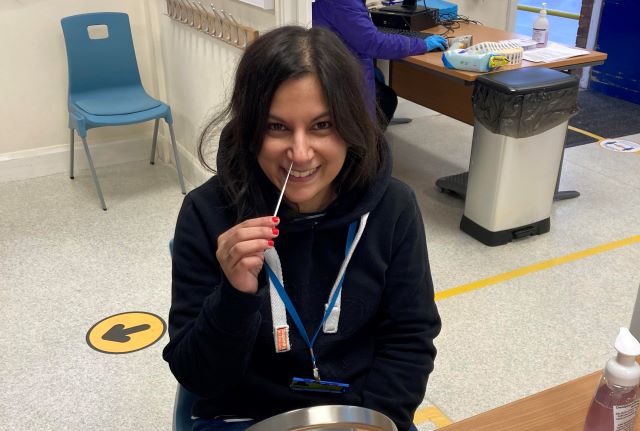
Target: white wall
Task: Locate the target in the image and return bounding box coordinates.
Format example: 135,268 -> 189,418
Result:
0,0 -> 158,181
0,0 -> 311,184
455,0 -> 514,30
147,0 -> 311,185
148,0 -> 278,185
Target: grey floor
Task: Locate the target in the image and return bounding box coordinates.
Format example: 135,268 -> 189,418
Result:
1,99 -> 639,430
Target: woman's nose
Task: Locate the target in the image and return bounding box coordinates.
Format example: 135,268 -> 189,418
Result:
286,130 -> 313,162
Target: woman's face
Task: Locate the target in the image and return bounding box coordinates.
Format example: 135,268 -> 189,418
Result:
258,74 -> 347,214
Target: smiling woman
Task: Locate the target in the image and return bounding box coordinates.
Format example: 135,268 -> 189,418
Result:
258,74 -> 347,214
163,25 -> 441,431
199,25 -> 382,223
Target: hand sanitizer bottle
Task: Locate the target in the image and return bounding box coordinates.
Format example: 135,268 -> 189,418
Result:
584,328 -> 640,431
532,3 -> 549,47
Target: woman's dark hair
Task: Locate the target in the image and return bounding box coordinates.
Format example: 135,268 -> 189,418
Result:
198,25 -> 386,221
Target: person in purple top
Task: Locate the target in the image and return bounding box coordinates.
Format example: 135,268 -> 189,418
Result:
312,0 -> 448,121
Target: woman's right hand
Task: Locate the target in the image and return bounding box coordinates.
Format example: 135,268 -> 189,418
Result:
216,216 -> 280,294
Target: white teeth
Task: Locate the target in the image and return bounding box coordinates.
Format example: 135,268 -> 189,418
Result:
290,167 -> 317,178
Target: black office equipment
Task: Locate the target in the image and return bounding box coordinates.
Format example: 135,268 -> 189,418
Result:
370,0 -> 439,31
376,27 -> 433,39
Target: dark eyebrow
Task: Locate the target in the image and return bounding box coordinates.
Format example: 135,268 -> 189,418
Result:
267,112 -> 331,123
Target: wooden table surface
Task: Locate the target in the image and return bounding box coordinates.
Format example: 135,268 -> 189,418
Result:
438,370 -> 640,431
388,23 -> 607,124
399,22 -> 608,83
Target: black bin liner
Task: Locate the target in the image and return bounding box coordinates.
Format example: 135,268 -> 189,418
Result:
472,68 -> 579,139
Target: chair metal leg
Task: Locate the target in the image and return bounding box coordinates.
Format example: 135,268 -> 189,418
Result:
150,119 -> 159,165
81,136 -> 107,211
168,123 -> 187,195
69,129 -> 75,179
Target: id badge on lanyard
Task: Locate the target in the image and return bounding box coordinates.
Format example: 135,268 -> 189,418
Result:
263,213 -> 369,394
290,377 -> 349,394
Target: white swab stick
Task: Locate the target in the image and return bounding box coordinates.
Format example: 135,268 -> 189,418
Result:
273,161 -> 293,217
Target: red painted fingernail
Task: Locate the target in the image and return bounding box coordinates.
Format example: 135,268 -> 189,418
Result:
272,228 -> 279,235
267,240 -> 274,247
272,217 -> 280,224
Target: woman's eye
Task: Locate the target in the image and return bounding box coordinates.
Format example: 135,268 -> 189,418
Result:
314,121 -> 332,130
267,123 -> 287,132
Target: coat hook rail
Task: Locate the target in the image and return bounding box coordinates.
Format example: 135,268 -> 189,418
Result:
165,0 -> 259,49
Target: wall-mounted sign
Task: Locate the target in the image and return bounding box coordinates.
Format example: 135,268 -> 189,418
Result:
237,0 -> 275,10
86,311 -> 166,354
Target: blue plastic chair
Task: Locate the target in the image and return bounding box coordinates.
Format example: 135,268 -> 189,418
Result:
61,12 -> 186,210
173,385 -> 200,431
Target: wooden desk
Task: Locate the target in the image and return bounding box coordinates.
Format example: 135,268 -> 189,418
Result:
438,370 -> 640,431
389,23 -> 608,125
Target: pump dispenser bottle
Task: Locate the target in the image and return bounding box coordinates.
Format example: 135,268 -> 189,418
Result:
584,328 -> 640,431
532,3 -> 549,47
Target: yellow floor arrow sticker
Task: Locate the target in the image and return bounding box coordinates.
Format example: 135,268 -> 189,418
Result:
86,311 -> 166,354
414,405 -> 452,428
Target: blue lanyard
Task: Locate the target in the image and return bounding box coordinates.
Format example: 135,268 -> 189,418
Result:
264,220 -> 357,380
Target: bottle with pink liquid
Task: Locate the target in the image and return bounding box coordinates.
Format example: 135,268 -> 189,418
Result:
584,328 -> 640,431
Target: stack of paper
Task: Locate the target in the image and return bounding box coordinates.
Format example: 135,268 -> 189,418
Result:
522,42 -> 590,63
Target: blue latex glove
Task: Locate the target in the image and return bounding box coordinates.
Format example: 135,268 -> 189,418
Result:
425,35 -> 448,52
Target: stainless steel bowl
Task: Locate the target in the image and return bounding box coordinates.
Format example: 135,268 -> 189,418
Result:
246,405 -> 398,431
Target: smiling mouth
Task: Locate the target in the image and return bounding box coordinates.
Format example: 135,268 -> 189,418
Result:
290,167 -> 319,178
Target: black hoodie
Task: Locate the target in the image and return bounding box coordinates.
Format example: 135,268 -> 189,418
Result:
163,156 -> 441,431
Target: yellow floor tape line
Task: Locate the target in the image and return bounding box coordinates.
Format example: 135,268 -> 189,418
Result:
568,125 -> 605,142
435,234 -> 640,302
414,405 -> 453,428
